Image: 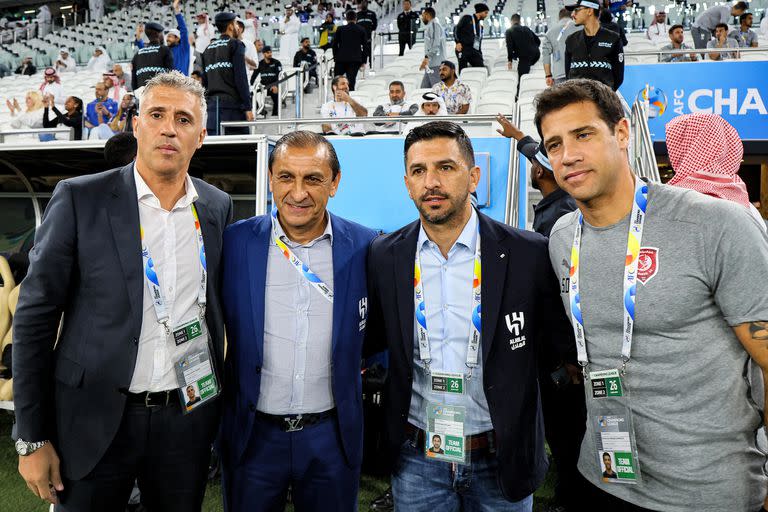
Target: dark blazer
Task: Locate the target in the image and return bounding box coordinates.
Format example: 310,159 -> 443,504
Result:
364,211 -> 575,501
454,13 -> 480,50
219,213 -> 377,469
332,22 -> 367,62
12,164 -> 232,480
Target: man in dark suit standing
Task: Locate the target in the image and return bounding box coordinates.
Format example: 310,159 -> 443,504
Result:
12,70 -> 232,511
396,0 -> 420,56
365,121 -> 574,510
332,10 -> 367,91
454,3 -> 490,72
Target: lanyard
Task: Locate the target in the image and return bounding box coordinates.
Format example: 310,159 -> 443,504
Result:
569,178 -> 648,374
557,20 -> 572,42
270,207 -> 334,303
414,222 -> 481,377
140,203 -> 208,335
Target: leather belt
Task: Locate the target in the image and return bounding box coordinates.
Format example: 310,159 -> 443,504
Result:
255,408 -> 336,432
123,390 -> 178,408
405,422 -> 496,453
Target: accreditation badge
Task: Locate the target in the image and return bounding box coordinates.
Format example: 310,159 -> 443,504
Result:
425,402 -> 466,464
172,317 -> 220,414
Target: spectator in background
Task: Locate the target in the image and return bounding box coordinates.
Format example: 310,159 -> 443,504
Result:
505,13 -> 541,80
279,6 -> 301,62
194,12 -> 214,56
108,93 -> 137,133
242,8 -> 260,45
332,10 -> 367,90
319,13 -> 336,49
357,0 -> 378,68
415,91 -> 447,116
43,95 -> 84,140
7,91 -> 45,134
729,12 -> 758,48
103,72 -> 127,102
707,23 -> 740,60
15,57 -> 36,76
132,22 -> 173,90
166,0 -> 191,75
255,46 -> 283,116
397,0 -> 419,56
84,81 -> 118,139
237,18 -> 260,78
39,68 -> 66,106
599,5 -> 628,47
36,5 -> 52,38
431,60 -> 471,115
373,80 -> 418,131
762,13 -> 768,38
420,7 -> 446,88
103,131 -> 138,168
320,75 -> 367,134
660,24 -> 698,62
646,10 -> 670,43
294,37 -> 318,90
454,3 -> 490,71
112,63 -> 132,92
55,47 -> 77,73
691,1 -> 747,49
86,46 -> 111,72
606,0 -> 631,35
542,9 -> 580,86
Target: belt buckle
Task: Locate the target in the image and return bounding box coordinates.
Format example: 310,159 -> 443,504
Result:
284,414 -> 304,432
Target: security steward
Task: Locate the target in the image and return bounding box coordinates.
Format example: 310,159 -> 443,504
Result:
396,0 -> 420,56
564,0 -> 624,90
201,12 -> 254,135
131,21 -> 173,91
255,46 -> 283,116
356,0 -> 378,67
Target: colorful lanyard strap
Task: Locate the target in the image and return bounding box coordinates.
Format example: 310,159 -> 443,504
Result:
569,178 -> 648,375
270,207 -> 334,303
140,203 -> 208,335
414,222 -> 482,377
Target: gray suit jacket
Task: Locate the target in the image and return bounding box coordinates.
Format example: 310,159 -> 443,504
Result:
12,163 -> 232,479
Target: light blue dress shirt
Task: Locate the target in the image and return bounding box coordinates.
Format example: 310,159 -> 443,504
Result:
408,208 -> 494,435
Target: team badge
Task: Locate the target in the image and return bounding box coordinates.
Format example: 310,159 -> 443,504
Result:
637,247 -> 659,285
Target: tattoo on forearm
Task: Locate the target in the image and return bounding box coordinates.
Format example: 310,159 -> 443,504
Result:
749,321 -> 768,341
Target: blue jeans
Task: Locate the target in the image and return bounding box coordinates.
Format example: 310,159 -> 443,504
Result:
391,438 -> 533,512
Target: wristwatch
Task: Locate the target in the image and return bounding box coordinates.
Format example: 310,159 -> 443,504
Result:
15,438 -> 48,456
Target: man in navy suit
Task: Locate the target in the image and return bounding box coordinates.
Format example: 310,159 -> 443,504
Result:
364,121 -> 574,511
220,130 -> 378,511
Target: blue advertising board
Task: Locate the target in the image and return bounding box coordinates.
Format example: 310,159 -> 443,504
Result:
619,61 -> 768,141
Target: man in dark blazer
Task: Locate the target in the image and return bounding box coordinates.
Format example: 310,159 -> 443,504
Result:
454,3 -> 490,72
12,71 -> 232,511
332,10 -> 367,91
220,131 -> 377,511
365,121 -> 574,510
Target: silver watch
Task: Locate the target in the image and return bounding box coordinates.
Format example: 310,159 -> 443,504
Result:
15,438 -> 48,456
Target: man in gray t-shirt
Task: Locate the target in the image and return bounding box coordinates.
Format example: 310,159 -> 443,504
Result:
535,78 -> 768,511
691,1 -> 747,48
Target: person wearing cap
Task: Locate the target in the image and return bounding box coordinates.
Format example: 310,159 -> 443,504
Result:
279,6 -> 301,63
397,0 -> 420,56
40,67 -> 67,106
431,60 -> 471,115
356,0 -> 378,68
293,37 -> 318,90
538,78 -> 768,511
564,0 -> 624,91
691,1 -> 748,49
542,9 -> 581,87
55,47 -> 77,74
255,46 -> 283,116
420,7 -> 446,88
454,3 -> 490,72
202,12 -> 253,135
645,10 -> 670,43
131,21 -> 174,90
331,10 -> 367,91
164,0 -> 191,75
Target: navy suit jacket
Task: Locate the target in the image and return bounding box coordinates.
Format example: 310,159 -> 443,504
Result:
12,164 -> 232,480
364,211 -> 575,501
220,212 -> 377,468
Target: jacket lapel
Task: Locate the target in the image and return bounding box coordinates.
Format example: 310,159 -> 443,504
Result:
394,221 -> 420,363
330,213 -> 352,355
479,213 -> 509,365
247,216 -> 271,365
107,164 -> 143,329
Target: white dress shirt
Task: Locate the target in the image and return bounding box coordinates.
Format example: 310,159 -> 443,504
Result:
129,167 -> 204,392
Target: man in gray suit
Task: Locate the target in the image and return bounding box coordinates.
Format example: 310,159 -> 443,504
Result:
12,70 -> 232,511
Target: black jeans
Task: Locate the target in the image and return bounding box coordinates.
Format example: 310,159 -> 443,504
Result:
267,88 -> 279,115
56,399 -> 220,512
398,33 -> 414,56
457,47 -> 484,72
334,61 -> 361,91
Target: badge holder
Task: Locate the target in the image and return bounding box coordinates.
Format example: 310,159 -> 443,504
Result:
589,369 -> 642,484
424,370 -> 469,465
172,315 -> 221,415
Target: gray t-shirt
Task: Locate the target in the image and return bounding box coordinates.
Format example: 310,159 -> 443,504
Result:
548,182 -> 768,511
707,37 -> 740,59
694,5 -> 732,31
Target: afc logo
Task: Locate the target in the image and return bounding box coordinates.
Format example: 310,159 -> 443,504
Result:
358,297 -> 368,332
505,312 -> 527,351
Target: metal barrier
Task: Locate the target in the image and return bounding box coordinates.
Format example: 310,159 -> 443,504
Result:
505,105 -> 521,227
630,98 -> 661,183
0,127 -> 74,144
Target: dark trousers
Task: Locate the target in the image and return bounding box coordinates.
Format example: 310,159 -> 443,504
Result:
266,88 -> 279,116
225,415 -> 360,512
398,33 -> 414,56
363,39 -> 373,66
56,399 -> 219,512
334,60 -> 361,91
584,480 -> 658,511
457,47 -> 484,72
206,96 -> 248,135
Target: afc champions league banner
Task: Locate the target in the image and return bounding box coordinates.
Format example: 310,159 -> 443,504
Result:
619,61 -> 768,142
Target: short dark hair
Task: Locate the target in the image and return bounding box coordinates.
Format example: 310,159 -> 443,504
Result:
215,20 -> 232,33
733,1 -> 748,12
104,132 -> 138,168
423,7 -> 435,17
668,23 -> 683,35
331,75 -> 347,90
603,452 -> 611,460
268,130 -> 341,180
389,80 -> 405,90
739,12 -> 752,22
191,69 -> 202,78
432,434 -> 441,441
511,13 -> 521,22
534,79 -> 625,140
715,22 -> 729,31
559,8 -> 570,18
404,121 -> 475,168
301,36 -> 310,43
345,10 -> 357,21
69,96 -> 83,113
